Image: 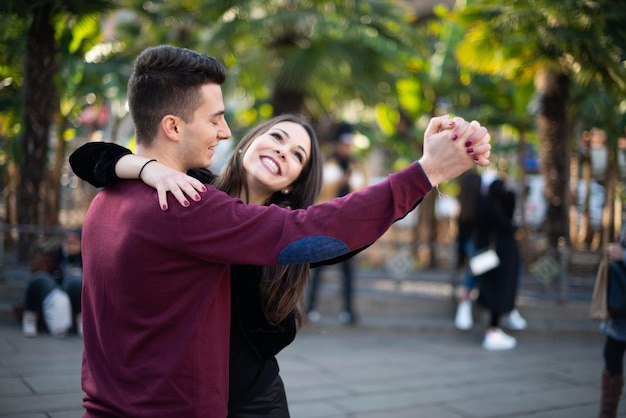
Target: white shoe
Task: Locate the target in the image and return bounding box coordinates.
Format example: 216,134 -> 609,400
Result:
503,309 -> 527,331
482,328 -> 517,351
337,311 -> 357,325
22,311 -> 38,337
307,310 -> 321,323
454,300 -> 473,331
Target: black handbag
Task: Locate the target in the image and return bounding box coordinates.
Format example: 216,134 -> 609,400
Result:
607,261 -> 626,318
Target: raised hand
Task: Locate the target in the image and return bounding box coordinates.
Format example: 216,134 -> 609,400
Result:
418,115 -> 491,187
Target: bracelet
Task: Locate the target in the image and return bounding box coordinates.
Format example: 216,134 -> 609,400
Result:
138,159 -> 157,180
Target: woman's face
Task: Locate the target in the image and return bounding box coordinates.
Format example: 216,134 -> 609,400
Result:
242,121 -> 311,198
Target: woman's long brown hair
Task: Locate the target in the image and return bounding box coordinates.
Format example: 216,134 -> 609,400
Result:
215,114 -> 323,328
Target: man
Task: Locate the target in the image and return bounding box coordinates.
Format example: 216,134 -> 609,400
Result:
80,45 -> 491,417
307,122 -> 368,325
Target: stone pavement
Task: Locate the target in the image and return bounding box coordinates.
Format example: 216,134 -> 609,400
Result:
0,267 -> 620,417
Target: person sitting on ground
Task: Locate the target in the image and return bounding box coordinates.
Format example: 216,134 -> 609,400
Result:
21,245 -> 74,338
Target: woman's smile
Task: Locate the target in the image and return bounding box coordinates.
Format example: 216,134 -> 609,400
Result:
260,156 -> 281,176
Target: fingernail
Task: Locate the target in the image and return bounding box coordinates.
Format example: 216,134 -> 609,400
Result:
183,200 -> 190,207
201,185 -> 207,192
162,204 -> 168,211
452,134 -> 458,140
466,148 -> 474,153
473,156 -> 479,161
194,194 -> 201,201
448,121 -> 455,126
465,141 -> 472,147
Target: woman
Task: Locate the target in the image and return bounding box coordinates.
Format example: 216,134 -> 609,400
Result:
71,114 -> 325,417
597,229 -> 626,418
474,179 -> 520,351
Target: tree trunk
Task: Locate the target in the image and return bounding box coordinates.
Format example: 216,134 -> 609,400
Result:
516,126 -> 530,265
270,86 -> 306,116
17,3 -> 58,260
535,68 -> 570,253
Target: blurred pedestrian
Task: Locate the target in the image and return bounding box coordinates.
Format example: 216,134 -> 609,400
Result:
52,229 -> 83,335
474,179 -> 521,350
306,122 -> 368,325
597,227 -> 626,418
21,234 -> 81,338
454,173 -> 526,332
453,171 -> 482,330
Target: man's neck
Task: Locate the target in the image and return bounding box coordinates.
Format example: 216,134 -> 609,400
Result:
136,144 -> 186,173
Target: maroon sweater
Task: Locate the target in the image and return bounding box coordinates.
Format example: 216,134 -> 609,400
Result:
81,162 -> 431,417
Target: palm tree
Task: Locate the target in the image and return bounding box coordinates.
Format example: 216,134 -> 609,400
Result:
117,0 -> 420,123
450,0 -> 626,261
0,0 -> 116,260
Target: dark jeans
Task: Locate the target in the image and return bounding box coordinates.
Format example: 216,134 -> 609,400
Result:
307,259 -> 354,315
24,273 -> 57,313
24,272 -> 82,332
63,276 -> 82,315
604,335 -> 626,377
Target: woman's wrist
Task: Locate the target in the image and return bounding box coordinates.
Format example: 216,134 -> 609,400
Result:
115,154 -> 157,180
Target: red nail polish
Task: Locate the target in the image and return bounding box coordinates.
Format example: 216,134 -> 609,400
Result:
474,156 -> 479,161
452,134 -> 458,140
466,148 -> 473,153
201,186 -> 207,192
465,141 -> 472,147
183,200 -> 190,207
162,204 -> 168,211
195,194 -> 201,201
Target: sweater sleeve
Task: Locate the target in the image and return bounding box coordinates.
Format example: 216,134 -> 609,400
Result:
154,160 -> 433,266
69,142 -> 218,187
69,142 -> 131,188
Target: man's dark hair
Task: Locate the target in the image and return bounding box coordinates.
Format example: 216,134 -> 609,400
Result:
127,45 -> 227,145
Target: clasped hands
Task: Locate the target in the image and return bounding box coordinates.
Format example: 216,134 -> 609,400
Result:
418,115 -> 492,187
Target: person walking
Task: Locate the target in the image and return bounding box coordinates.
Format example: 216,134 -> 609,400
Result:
306,122 -> 368,325
453,173 -> 527,332
474,179 -> 521,350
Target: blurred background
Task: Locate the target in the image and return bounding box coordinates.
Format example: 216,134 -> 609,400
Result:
0,0 -> 625,300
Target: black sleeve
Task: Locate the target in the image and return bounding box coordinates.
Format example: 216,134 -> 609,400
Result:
69,142 -> 219,188
69,142 -> 132,188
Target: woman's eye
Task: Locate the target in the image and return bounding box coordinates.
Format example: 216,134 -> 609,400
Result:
271,132 -> 282,142
292,152 -> 303,163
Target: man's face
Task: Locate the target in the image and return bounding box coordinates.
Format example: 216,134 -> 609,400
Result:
177,83 -> 231,170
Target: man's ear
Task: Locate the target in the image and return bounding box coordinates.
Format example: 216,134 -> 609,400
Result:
162,115 -> 181,141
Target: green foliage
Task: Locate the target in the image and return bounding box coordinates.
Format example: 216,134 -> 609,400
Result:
448,0 -> 626,94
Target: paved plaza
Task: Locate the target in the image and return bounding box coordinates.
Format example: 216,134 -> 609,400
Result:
0,268 -> 620,417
